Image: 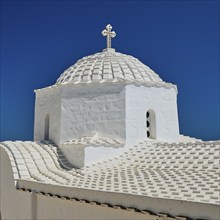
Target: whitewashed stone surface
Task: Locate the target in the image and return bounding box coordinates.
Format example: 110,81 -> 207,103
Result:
55,48 -> 173,88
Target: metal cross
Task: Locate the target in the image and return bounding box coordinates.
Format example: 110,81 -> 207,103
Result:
102,24 -> 116,49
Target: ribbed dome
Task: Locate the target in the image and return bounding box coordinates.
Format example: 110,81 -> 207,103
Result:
56,48 -> 164,85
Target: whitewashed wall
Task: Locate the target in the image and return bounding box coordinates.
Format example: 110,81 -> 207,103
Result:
34,83 -> 179,167
34,83 -> 179,148
34,88 -> 61,145
59,84 -> 126,144
60,144 -> 124,168
0,148 -> 32,220
125,84 -> 179,146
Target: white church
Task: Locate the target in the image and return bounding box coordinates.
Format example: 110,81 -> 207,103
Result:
0,25 -> 219,220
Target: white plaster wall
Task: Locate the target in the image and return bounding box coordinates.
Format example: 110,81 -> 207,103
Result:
18,179 -> 220,220
34,88 -> 61,145
84,145 -> 123,166
60,84 -> 126,144
60,144 -> 124,168
125,84 -> 179,146
36,193 -> 153,220
0,148 -> 32,220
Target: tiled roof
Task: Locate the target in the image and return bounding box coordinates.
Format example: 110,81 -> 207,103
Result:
55,48 -> 173,88
1,138 -> 219,206
1,137 -> 219,219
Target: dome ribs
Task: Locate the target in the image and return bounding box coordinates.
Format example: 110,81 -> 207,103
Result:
54,50 -> 173,89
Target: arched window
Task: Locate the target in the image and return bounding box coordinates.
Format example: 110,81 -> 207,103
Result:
44,114 -> 50,140
146,109 -> 156,139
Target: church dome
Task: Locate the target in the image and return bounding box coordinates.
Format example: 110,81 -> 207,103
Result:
56,48 -> 165,85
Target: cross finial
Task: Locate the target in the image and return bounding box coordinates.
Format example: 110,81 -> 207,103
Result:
102,24 -> 116,49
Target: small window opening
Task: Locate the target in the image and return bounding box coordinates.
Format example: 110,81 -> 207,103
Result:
44,114 -> 50,140
146,111 -> 150,118
146,110 -> 156,139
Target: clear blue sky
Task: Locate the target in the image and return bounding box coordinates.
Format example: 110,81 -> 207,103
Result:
1,0 -> 219,141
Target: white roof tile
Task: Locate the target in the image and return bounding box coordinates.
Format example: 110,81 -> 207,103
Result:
55,49 -> 172,88
1,137 -> 219,218
1,138 -> 219,206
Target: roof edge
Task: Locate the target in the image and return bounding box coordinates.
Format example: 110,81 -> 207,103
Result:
34,80 -> 178,94
17,179 -> 219,220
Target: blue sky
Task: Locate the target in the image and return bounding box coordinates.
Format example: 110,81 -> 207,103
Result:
1,0 -> 219,141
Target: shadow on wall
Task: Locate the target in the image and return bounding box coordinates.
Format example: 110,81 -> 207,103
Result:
44,114 -> 50,140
